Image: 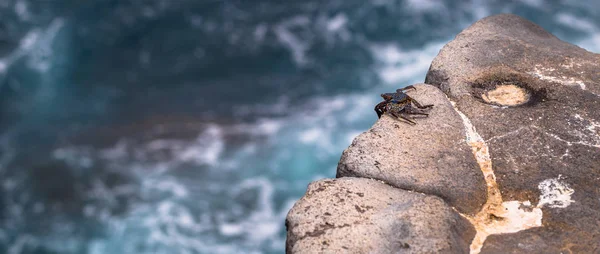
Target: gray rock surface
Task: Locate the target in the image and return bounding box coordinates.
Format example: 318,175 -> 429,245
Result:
285,177 -> 475,254
337,84 -> 487,215
426,14 -> 600,253
287,14 -> 600,254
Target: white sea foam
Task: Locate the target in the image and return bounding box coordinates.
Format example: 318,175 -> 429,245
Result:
471,0 -> 490,20
43,107 -> 336,251
99,141 -> 129,160
521,0 -> 544,7
285,92 -> 379,156
27,18 -> 65,73
8,235 -> 35,254
53,146 -> 95,168
555,13 -> 597,32
298,128 -> 322,144
306,96 -> 346,118
0,62 -> 6,73
0,17 -> 65,102
177,125 -> 224,166
89,176 -> 289,253
370,42 -> 446,84
144,177 -> 189,199
254,24 -> 268,42
46,86 -> 376,252
14,0 -> 32,21
275,16 -> 311,66
406,0 -> 443,11
321,13 -> 351,43
344,95 -> 376,122
0,29 -> 39,76
327,14 -> 348,32
221,178 -> 281,242
253,119 -> 283,135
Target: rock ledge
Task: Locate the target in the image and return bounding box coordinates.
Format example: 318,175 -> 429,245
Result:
287,14 -> 600,254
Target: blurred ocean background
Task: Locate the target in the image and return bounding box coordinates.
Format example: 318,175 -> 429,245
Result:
0,0 -> 598,253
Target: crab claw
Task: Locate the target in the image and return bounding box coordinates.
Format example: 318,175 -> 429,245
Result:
374,101 -> 386,118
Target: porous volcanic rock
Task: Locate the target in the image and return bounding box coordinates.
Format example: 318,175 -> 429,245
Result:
426,13 -> 600,253
337,84 -> 487,215
287,13 -> 600,254
285,177 -> 475,254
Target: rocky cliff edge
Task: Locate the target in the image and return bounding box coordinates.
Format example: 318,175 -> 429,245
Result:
286,14 -> 600,254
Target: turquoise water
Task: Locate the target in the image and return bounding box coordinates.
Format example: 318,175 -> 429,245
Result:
0,0 -> 598,253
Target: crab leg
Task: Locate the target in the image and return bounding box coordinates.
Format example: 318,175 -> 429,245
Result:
389,111 -> 417,125
399,114 -> 417,125
397,85 -> 417,93
410,99 -> 434,109
404,104 -> 431,115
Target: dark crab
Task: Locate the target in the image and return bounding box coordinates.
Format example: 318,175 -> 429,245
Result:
374,85 -> 434,125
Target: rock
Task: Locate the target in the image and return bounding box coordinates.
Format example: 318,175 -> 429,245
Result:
426,14 -> 600,253
337,84 -> 487,215
287,14 -> 600,254
285,177 -> 475,254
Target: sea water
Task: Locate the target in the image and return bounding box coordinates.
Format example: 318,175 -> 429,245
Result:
0,0 -> 598,253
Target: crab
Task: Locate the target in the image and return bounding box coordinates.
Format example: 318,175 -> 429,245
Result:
374,85 -> 434,125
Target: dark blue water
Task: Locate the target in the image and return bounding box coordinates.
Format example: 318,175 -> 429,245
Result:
0,0 -> 598,253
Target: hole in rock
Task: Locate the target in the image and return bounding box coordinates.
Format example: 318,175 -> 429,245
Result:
470,72 -> 547,107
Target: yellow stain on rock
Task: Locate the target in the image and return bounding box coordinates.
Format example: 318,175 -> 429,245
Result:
481,84 -> 530,106
450,100 -> 543,254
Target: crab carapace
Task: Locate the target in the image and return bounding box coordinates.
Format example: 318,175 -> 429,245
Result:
374,85 -> 434,125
